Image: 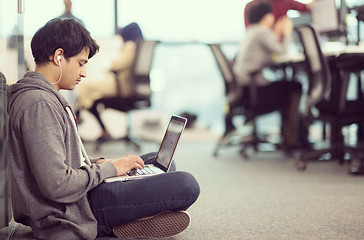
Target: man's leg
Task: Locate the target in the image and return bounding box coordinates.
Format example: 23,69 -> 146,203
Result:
256,81 -> 302,148
88,152 -> 200,237
281,92 -> 301,147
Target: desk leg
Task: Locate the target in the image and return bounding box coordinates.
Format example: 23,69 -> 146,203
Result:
331,123 -> 345,164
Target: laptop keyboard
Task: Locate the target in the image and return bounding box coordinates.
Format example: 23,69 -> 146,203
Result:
127,166 -> 157,176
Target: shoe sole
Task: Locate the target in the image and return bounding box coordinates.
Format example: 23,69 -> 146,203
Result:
113,211 -> 190,239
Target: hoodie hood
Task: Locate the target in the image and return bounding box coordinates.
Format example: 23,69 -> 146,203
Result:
8,71 -> 69,112
0,72 -> 7,91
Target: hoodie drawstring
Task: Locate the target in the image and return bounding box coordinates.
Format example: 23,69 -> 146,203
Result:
65,106 -> 91,166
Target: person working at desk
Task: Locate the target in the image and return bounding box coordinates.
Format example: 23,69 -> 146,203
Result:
233,1 -> 303,150
244,0 -> 314,28
7,18 -> 200,239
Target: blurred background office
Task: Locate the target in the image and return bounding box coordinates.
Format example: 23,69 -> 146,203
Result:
2,1 -> 364,239
1,0 -> 364,146
1,0 -> 364,140
0,0 -> 242,138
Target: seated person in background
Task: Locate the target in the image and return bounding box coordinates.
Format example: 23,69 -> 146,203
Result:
76,22 -> 143,141
244,0 -> 314,28
233,1 -> 303,150
7,18 -> 200,239
58,0 -> 85,26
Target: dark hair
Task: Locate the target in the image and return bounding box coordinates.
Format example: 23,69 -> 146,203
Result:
31,18 -> 99,65
117,22 -> 143,42
248,2 -> 273,24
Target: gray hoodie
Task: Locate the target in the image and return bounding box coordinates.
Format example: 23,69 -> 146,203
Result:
7,71 -> 117,240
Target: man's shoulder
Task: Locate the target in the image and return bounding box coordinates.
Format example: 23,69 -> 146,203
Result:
9,87 -> 57,114
247,25 -> 272,39
15,87 -> 50,102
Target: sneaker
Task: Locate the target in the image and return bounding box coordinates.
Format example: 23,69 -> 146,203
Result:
113,211 -> 190,239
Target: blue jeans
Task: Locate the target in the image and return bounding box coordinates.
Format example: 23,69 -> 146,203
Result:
88,152 -> 200,238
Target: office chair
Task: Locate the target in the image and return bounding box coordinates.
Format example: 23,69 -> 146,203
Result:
209,44 -> 280,158
92,40 -> 160,151
295,24 -> 364,171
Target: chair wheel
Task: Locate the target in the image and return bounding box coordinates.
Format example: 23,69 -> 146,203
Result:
240,149 -> 249,159
213,145 -> 221,157
94,143 -> 101,152
295,160 -> 306,170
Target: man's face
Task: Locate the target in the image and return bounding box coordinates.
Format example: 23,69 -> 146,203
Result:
59,48 -> 89,90
264,13 -> 275,27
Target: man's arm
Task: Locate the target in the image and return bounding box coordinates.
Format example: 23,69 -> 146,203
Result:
110,41 -> 136,72
244,2 -> 251,28
286,0 -> 314,13
19,101 -> 115,203
261,17 -> 293,56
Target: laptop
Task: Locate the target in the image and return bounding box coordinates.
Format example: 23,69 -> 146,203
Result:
104,115 -> 187,182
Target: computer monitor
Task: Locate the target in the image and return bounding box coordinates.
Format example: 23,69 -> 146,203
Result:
311,0 -> 348,41
312,0 -> 338,32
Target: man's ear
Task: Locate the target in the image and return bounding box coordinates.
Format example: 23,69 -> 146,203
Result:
52,48 -> 64,66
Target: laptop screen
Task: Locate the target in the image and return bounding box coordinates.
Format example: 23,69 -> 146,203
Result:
154,115 -> 187,172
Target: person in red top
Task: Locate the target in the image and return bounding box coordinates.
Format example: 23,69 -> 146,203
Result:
244,0 -> 314,28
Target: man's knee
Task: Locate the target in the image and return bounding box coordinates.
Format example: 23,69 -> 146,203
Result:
170,171 -> 200,202
139,152 -> 158,163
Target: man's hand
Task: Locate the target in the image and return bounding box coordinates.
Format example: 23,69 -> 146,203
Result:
306,0 -> 315,10
274,16 -> 293,36
110,155 -> 145,176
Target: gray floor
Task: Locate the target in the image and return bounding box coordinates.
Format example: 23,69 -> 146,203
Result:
2,128 -> 364,240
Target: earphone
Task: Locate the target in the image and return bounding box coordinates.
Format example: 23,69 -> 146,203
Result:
52,55 -> 63,85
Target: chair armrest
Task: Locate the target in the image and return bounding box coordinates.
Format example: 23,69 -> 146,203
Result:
110,70 -> 122,97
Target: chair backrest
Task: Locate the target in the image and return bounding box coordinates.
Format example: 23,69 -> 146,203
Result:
208,44 -> 239,104
295,25 -> 332,115
131,40 -> 159,101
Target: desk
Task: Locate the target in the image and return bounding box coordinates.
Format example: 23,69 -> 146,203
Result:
275,44 -> 364,64
274,45 -> 364,98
